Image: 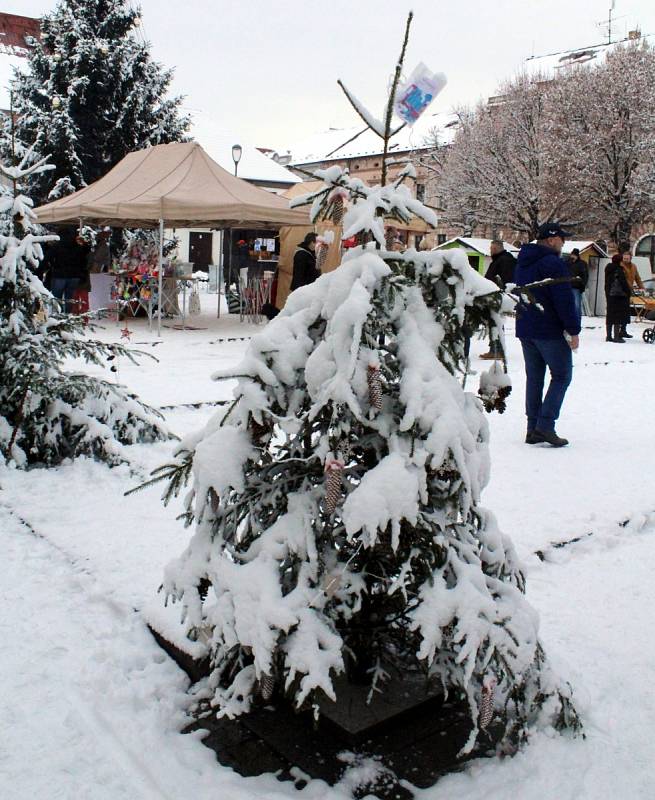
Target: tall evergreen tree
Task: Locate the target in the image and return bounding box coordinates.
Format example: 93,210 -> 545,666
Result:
0,150 -> 168,467
5,0 -> 190,203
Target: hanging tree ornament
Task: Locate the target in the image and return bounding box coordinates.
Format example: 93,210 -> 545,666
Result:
316,241 -> 329,272
367,364 -> 383,411
259,673 -> 275,701
51,96 -> 62,109
329,188 -> 348,226
478,675 -> 497,730
120,325 -> 132,341
324,455 -> 345,514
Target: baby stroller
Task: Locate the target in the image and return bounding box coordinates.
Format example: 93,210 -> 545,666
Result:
638,277 -> 655,343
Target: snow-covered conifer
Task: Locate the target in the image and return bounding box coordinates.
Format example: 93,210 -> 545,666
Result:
4,0 -> 189,203
155,17 -> 580,757
0,153 -> 168,467
158,162 -> 580,751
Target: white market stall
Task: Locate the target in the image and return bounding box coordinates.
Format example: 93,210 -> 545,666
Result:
34,141 -> 309,334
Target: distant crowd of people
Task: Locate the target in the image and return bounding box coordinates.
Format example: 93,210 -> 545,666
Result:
288,225 -> 646,450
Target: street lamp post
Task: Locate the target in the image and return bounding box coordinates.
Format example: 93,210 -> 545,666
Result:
226,144 -> 243,297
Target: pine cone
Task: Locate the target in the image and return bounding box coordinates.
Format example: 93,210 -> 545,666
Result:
367,365 -> 383,410
479,676 -> 497,730
208,487 -> 220,513
316,243 -> 328,272
332,196 -> 344,225
324,458 -> 345,514
385,227 -> 396,250
259,673 -> 275,701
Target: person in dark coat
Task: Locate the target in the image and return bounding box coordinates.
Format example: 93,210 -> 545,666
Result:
480,240 -> 516,359
604,254 -> 631,343
514,222 -> 580,447
566,248 -> 588,321
290,232 -> 319,292
43,228 -> 90,313
485,240 -> 516,288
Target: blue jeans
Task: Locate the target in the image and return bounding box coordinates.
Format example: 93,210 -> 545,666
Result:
520,337 -> 573,433
51,278 -> 79,314
572,290 -> 582,321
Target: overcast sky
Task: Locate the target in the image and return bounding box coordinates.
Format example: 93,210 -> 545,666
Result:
3,0 -> 655,150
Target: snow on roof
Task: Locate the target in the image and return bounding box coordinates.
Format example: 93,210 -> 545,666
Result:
524,36 -> 640,80
288,111 -> 459,165
562,240 -> 608,256
438,237 -> 519,257
197,132 -> 300,186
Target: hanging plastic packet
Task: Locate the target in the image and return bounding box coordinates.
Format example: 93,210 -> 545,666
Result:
394,63 -> 447,125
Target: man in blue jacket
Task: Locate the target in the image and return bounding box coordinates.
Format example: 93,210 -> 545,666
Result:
515,223 -> 581,447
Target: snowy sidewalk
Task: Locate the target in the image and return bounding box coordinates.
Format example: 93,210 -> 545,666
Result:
2,311 -> 655,799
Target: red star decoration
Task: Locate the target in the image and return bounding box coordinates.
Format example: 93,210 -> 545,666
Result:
120,326 -> 132,341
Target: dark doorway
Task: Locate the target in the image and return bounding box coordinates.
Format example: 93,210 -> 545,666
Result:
189,232 -> 213,270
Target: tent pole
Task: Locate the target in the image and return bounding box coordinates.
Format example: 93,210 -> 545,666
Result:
217,229 -> 223,318
158,218 -> 164,337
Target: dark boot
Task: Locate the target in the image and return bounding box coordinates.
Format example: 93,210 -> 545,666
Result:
612,324 -> 625,343
533,430 -> 569,447
606,322 -> 613,342
620,327 -> 633,338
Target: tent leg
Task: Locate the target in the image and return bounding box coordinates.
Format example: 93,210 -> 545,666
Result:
217,229 -> 224,318
158,218 -> 164,337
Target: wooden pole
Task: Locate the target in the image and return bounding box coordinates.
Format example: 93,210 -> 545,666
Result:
381,11 -> 413,187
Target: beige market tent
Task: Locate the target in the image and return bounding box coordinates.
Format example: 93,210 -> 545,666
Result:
34,142 -> 309,332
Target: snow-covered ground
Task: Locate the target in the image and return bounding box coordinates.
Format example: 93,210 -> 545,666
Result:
1,294 -> 653,799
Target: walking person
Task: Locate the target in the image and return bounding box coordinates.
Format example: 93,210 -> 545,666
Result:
514,223 -> 580,447
618,250 -> 643,338
566,248 -> 588,321
480,240 -> 516,359
290,233 -> 319,292
604,254 -> 631,344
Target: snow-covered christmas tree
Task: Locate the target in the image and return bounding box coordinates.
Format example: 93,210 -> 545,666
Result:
155,13 -> 580,775
0,151 -> 168,467
4,0 -> 189,203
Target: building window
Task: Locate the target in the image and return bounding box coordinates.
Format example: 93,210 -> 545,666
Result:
437,233 -> 447,245
416,183 -> 425,202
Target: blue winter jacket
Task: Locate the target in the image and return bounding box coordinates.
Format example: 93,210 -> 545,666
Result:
514,243 -> 581,339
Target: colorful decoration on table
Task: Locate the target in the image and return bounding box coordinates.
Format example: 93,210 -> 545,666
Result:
478,675 -> 497,730
367,364 -> 383,411
324,455 -> 345,514
393,62 -> 447,125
